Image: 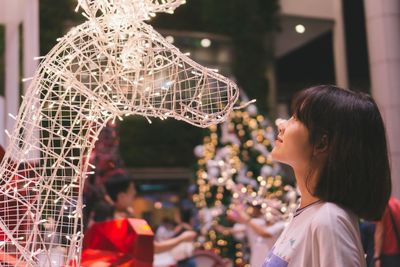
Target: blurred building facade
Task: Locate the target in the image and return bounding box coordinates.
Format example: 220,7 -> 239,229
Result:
0,0 -> 39,148
364,0 -> 400,198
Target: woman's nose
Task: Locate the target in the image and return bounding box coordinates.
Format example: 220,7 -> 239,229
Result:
275,118 -> 288,134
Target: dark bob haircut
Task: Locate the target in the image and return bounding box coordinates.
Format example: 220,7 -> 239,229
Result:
104,173 -> 134,202
292,85 -> 391,221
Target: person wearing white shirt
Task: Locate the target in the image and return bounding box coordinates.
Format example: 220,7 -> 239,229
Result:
262,85 -> 391,267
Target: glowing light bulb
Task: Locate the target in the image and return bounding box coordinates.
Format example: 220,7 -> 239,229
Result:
166,35 -> 174,43
295,24 -> 306,34
201,38 -> 211,48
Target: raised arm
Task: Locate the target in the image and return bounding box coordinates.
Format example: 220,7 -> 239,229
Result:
154,230 -> 196,253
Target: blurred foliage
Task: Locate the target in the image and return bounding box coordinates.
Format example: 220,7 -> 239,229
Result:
39,0 -> 83,55
153,0 -> 280,112
119,117 -> 205,167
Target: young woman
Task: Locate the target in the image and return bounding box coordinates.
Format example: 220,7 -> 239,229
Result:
263,85 -> 391,267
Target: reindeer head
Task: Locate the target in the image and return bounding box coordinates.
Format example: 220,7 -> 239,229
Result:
65,0 -> 239,127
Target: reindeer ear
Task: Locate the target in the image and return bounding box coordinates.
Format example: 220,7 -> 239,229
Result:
148,0 -> 187,14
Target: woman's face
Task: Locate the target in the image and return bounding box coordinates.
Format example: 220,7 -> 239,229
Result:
271,116 -> 313,168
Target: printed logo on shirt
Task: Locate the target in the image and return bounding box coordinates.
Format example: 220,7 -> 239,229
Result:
289,238 -> 295,247
262,250 -> 289,267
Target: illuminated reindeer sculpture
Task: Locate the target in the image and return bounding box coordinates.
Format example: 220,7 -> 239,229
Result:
0,0 -> 239,265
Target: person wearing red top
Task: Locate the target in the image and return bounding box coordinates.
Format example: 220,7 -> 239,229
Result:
374,197 -> 400,267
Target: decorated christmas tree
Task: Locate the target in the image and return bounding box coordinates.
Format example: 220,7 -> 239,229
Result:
194,99 -> 298,265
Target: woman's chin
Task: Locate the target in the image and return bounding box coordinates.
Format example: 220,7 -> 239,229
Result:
270,149 -> 281,161
271,148 -> 287,164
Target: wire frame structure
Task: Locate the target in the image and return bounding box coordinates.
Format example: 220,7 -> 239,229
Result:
0,0 -> 239,265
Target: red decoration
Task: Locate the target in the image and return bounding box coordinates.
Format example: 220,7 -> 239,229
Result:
82,218 -> 154,267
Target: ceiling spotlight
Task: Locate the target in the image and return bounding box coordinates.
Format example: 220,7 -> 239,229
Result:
200,38 -> 211,48
295,24 -> 306,34
166,35 -> 174,43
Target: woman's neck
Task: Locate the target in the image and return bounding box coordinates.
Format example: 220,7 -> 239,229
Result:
298,189 -> 320,208
294,166 -> 321,208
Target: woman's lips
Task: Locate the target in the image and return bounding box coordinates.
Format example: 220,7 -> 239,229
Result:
276,136 -> 283,143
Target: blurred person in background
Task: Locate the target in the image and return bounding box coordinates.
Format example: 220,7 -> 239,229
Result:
373,197 -> 400,267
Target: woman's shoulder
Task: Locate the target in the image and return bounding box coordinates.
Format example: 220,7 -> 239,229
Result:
310,202 -> 358,231
308,202 -> 365,266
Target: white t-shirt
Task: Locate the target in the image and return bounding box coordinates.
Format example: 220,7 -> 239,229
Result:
155,225 -> 175,241
262,201 -> 366,267
248,218 -> 285,267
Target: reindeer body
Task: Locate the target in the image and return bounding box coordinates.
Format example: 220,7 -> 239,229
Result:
0,0 -> 238,265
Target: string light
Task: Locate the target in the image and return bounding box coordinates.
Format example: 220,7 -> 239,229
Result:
0,0 -> 239,265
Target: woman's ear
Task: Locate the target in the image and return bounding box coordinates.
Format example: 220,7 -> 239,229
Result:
313,134 -> 329,156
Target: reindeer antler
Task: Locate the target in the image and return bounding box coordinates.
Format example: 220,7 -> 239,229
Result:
76,0 -> 186,19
